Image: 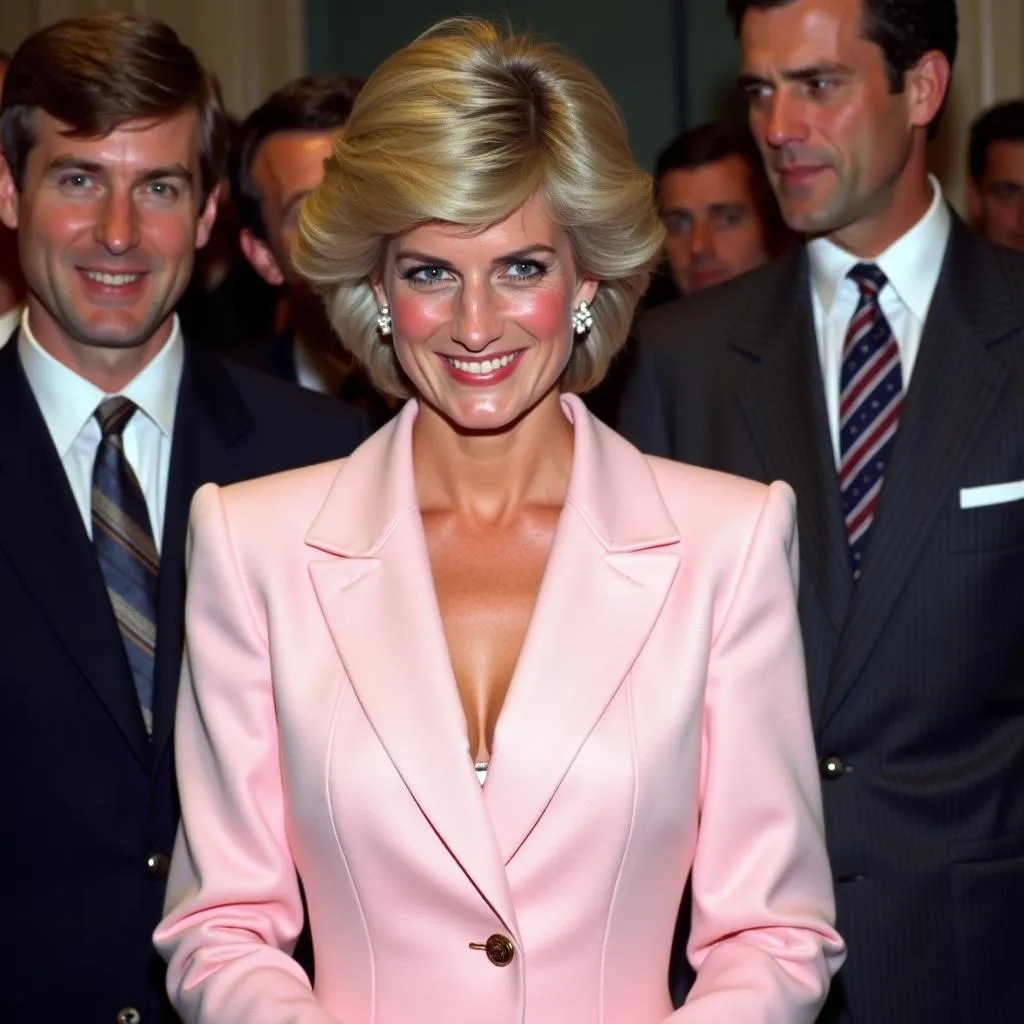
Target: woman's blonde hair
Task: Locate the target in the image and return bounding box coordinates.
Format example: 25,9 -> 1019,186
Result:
295,17 -> 665,398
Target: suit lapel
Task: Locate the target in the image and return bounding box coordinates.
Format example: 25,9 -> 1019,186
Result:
822,220 -> 1017,726
0,339 -> 150,764
730,252 -> 851,709
151,348 -> 253,762
305,398 -> 679,927
307,405 -> 520,936
482,397 -> 679,863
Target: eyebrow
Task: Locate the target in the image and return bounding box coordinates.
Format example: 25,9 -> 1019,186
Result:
44,156 -> 194,187
738,62 -> 852,89
395,244 -> 558,268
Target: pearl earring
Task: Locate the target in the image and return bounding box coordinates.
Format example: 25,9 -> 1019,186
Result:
376,304 -> 392,337
572,300 -> 593,337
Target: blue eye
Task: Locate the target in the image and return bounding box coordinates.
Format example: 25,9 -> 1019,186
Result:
505,260 -> 547,281
402,265 -> 451,286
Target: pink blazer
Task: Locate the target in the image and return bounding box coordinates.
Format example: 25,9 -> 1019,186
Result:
155,395 -> 844,1024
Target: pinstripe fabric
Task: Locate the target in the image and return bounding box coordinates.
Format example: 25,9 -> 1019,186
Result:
620,221 -> 1024,1023
839,264 -> 903,578
92,397 -> 158,735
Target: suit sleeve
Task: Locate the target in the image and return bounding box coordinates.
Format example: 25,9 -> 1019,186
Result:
670,481 -> 845,1023
615,330 -> 674,458
153,484 -> 341,1024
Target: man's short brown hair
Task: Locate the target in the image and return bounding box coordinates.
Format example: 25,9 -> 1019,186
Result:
0,12 -> 227,204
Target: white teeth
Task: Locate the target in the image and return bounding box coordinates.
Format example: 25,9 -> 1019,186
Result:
84,271 -> 142,286
447,353 -> 515,374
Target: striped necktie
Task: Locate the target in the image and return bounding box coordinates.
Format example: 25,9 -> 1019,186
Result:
91,397 -> 159,736
838,263 -> 904,579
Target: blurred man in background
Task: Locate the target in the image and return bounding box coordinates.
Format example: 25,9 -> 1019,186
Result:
968,99 -> 1024,251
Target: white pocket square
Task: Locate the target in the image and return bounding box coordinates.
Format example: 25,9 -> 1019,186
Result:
959,480 -> 1024,509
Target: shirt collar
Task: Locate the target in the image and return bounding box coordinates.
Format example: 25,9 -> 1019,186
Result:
0,305 -> 22,345
808,174 -> 951,318
17,311 -> 184,457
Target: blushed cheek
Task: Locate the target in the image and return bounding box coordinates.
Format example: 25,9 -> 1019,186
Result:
509,288 -> 570,344
391,292 -> 450,346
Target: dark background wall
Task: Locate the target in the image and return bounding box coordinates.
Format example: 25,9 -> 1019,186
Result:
305,1 -> 741,171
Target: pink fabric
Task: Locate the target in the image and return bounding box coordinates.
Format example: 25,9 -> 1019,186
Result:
155,395 -> 844,1023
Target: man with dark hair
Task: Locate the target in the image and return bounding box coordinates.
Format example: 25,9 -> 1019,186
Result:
968,99 -> 1024,251
621,2 -> 1024,1021
0,14 -> 367,1022
230,75 -> 393,426
0,49 -> 23,343
654,121 -> 784,297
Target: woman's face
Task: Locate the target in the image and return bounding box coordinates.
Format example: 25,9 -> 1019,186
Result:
374,193 -> 597,432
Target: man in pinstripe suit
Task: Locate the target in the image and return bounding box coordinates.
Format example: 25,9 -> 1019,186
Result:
619,1 -> 1024,1021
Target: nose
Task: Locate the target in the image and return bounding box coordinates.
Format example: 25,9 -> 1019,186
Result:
689,217 -> 715,260
761,91 -> 809,150
452,278 -> 503,352
94,189 -> 140,254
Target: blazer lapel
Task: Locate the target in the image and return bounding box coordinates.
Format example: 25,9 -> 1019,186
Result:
482,396 -> 680,864
306,403 -> 520,937
822,219 -> 1017,726
0,339 -> 150,764
151,348 -> 253,763
729,252 -> 851,708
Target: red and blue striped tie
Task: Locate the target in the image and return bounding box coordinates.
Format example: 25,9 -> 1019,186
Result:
839,263 -> 903,579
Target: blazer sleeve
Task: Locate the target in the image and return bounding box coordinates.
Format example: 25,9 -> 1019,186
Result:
153,483 -> 341,1024
672,481 -> 845,1023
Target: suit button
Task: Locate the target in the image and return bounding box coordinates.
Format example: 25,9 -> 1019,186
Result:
820,755 -> 845,780
116,1008 -> 141,1024
147,853 -> 170,878
470,933 -> 515,966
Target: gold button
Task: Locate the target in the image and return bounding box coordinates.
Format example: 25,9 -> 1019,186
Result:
469,933 -> 515,966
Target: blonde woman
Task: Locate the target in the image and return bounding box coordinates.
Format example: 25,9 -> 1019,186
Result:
155,18 -> 843,1023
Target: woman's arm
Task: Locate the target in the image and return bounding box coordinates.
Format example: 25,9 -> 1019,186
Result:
672,481 -> 845,1023
154,483 -> 340,1024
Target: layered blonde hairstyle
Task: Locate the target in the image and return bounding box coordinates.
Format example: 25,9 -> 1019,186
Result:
295,18 -> 665,398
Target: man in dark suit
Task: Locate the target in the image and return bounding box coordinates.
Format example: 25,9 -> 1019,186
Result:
230,75 -> 394,428
620,1 -> 1024,1022
0,14 -> 368,1023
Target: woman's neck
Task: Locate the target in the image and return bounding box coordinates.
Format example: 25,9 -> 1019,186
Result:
412,390 -> 574,523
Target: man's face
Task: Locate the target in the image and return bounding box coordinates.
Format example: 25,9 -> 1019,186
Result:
242,130 -> 334,291
739,0 -> 918,239
658,155 -> 771,293
0,108 -> 217,357
970,141 -> 1024,251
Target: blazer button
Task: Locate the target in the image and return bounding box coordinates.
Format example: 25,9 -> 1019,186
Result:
469,933 -> 516,966
147,853 -> 171,879
116,1008 -> 141,1024
820,755 -> 845,780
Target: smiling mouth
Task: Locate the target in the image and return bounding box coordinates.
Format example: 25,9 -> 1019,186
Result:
80,270 -> 146,286
442,352 -> 520,376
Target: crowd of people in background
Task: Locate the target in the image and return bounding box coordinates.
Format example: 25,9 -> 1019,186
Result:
1,1 -> 1023,1022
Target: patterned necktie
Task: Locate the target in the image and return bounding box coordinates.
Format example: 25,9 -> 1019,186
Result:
91,397 -> 159,736
838,263 -> 904,578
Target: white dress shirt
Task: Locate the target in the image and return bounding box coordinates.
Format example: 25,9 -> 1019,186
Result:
17,311 -> 184,552
0,305 -> 21,348
809,175 -> 951,464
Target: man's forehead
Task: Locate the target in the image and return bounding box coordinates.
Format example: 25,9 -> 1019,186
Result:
660,158 -> 755,204
740,0 -> 864,70
32,108 -> 201,158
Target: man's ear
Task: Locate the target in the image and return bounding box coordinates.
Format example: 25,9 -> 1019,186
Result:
240,227 -> 286,287
0,150 -> 20,231
194,181 -> 221,251
907,50 -> 951,132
